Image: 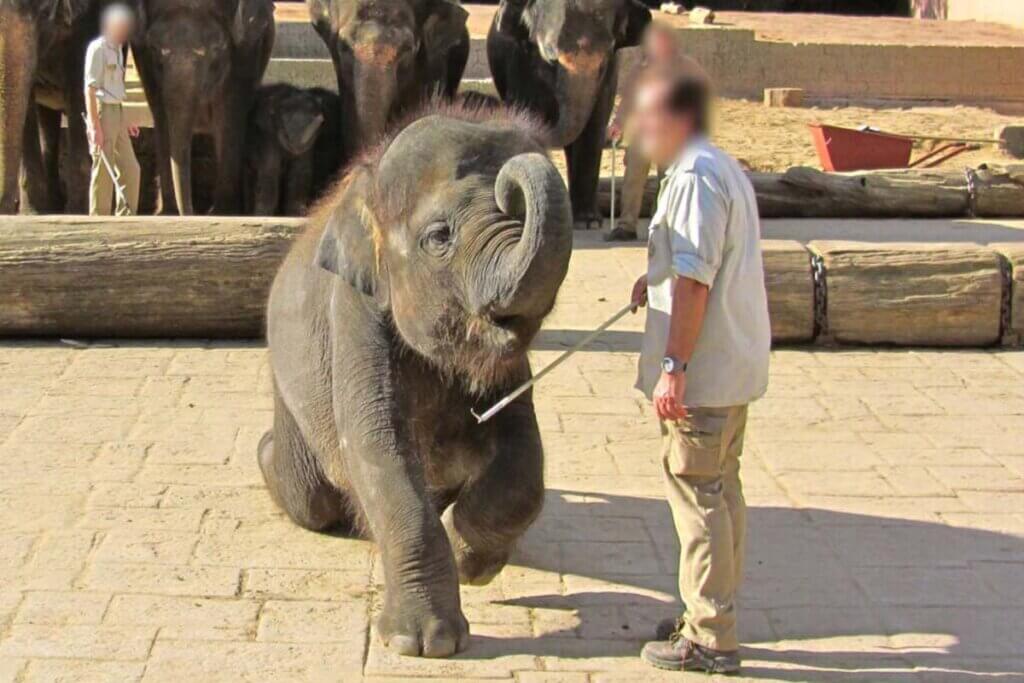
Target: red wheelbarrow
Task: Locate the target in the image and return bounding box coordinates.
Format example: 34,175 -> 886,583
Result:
809,124 -> 986,172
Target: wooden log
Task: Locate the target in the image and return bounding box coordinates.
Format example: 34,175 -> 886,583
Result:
597,166 -> 1024,219
762,240 -> 815,344
992,242 -> 1024,346
0,216 -> 303,338
764,88 -> 804,108
810,241 -> 1003,347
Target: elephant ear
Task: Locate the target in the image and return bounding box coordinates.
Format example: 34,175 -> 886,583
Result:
616,0 -> 652,49
422,0 -> 469,57
316,171 -> 388,303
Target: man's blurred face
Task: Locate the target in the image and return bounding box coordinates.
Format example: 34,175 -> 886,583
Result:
633,80 -> 694,167
103,8 -> 135,44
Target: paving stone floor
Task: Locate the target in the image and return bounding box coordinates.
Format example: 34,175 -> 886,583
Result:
1,238 -> 1022,681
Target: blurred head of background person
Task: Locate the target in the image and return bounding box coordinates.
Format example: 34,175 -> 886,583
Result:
101,3 -> 136,45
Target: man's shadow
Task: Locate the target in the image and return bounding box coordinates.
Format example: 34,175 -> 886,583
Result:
470,488 -> 1024,681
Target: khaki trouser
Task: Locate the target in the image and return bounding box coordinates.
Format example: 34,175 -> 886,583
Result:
661,405 -> 748,652
89,102 -> 140,216
619,142 -> 652,233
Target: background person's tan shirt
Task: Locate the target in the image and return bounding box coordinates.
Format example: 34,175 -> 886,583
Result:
636,137 -> 771,407
84,37 -> 127,104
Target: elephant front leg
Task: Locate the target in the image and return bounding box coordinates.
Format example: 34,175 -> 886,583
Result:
18,104 -> 50,214
443,398 -> 544,586
335,332 -> 468,657
211,92 -> 247,215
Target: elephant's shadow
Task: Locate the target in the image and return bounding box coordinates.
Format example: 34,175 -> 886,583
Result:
472,488 -> 1024,681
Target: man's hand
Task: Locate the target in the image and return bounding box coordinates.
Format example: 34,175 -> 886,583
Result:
127,124 -> 140,138
653,371 -> 687,421
89,124 -> 104,151
607,122 -> 623,144
630,274 -> 648,313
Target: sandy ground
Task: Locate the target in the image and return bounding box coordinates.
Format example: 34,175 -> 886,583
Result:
584,97 -> 1021,177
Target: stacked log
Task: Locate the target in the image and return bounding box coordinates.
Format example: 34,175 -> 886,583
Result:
762,241 -> 815,343
0,217 -> 302,338
598,165 -> 1024,219
810,241 -> 1003,347
993,243 -> 1024,344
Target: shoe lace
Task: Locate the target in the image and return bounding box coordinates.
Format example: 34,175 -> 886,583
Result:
668,616 -> 686,645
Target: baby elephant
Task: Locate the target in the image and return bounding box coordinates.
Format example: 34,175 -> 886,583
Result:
245,84 -> 342,216
259,102 -> 572,657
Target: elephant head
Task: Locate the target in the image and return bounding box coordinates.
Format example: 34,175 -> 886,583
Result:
495,0 -> 650,147
316,104 -> 573,390
308,0 -> 469,149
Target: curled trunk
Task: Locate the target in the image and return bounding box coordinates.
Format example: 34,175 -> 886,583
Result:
488,153 -> 573,318
0,9 -> 37,214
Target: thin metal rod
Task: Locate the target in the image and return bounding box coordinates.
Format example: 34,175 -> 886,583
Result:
472,302 -> 636,424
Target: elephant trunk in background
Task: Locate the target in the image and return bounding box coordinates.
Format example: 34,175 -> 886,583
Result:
487,153 -> 573,319
0,9 -> 37,214
352,42 -> 401,144
166,77 -> 199,216
551,51 -> 605,148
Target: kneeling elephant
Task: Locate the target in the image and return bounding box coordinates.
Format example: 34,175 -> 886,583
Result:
260,103 -> 573,657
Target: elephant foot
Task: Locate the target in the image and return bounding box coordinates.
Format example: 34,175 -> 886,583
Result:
573,214 -> 605,231
442,507 -> 510,587
377,592 -> 469,658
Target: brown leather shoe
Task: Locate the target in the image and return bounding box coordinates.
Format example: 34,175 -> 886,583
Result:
641,636 -> 741,674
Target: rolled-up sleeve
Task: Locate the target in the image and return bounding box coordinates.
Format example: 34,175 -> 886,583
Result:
669,168 -> 729,287
84,41 -> 104,91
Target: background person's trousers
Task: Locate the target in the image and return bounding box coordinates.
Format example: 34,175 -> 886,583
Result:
660,405 -> 748,652
89,103 -> 140,216
619,142 -> 652,233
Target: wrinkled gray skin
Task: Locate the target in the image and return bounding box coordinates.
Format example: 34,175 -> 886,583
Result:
245,84 -> 343,216
132,0 -> 275,215
488,0 -> 650,229
0,0 -> 103,214
260,107 -> 572,658
307,0 -> 470,157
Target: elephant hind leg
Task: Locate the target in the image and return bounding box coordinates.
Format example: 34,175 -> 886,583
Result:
258,393 -> 353,533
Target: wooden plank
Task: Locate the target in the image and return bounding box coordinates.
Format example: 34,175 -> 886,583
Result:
763,240 -> 815,343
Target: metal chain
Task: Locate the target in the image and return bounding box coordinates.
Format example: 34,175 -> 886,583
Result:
964,167 -> 980,218
811,253 -> 828,341
999,253 -> 1015,346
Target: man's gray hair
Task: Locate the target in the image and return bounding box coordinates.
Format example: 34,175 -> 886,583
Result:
102,3 -> 136,29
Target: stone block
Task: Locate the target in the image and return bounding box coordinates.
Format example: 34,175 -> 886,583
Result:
810,241 -> 1003,347
764,87 -> 804,108
996,125 -> 1024,158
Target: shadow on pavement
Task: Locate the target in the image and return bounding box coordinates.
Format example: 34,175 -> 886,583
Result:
489,489 -> 1024,681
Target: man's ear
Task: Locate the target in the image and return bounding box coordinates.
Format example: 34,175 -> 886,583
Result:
316,171 -> 388,303
423,0 -> 469,58
617,0 -> 652,48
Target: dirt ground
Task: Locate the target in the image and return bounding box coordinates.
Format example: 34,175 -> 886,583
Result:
586,97 -> 1021,177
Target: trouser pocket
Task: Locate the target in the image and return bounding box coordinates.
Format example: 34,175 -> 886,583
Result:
663,411 -> 727,478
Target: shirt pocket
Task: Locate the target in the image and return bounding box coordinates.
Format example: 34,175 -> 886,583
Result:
664,414 -> 726,478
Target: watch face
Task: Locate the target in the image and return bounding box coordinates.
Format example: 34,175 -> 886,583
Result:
661,357 -> 675,374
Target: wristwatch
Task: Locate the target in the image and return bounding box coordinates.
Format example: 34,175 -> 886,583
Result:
661,356 -> 687,376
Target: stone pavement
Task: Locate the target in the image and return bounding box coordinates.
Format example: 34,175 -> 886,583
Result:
1,236 -> 1022,682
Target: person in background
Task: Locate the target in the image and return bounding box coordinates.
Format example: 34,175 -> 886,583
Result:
605,23 -> 683,241
628,65 -> 771,675
85,3 -> 141,216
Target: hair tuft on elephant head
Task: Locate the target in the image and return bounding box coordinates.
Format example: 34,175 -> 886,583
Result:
262,99 -> 571,659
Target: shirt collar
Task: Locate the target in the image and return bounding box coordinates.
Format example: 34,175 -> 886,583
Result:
665,135 -> 710,176
102,37 -> 123,51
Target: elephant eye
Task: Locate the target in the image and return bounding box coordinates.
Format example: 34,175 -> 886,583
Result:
421,222 -> 452,257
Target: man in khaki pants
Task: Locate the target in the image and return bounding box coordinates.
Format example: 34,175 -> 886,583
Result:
627,65 -> 771,675
85,3 -> 140,216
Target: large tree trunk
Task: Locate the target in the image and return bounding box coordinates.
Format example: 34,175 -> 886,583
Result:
0,8 -> 37,214
0,216 -> 302,337
597,166 -> 1024,219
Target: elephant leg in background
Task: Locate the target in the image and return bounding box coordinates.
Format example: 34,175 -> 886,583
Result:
564,70 -> 617,231
250,144 -> 283,217
61,55 -> 92,214
258,389 -> 352,532
211,91 -> 247,215
283,152 -> 314,216
441,34 -> 470,98
442,400 -> 544,587
0,9 -> 37,214
134,53 -> 177,215
18,104 -> 51,214
37,106 -> 65,210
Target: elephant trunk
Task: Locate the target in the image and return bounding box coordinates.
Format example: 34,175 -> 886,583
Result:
165,82 -> 198,216
353,61 -> 398,146
0,9 -> 37,214
487,153 -> 573,319
551,51 -> 605,148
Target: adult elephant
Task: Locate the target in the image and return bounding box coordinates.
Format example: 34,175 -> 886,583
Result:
0,0 -> 105,214
488,0 -> 651,229
307,0 -> 470,156
132,0 -> 275,215
260,103 -> 572,657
